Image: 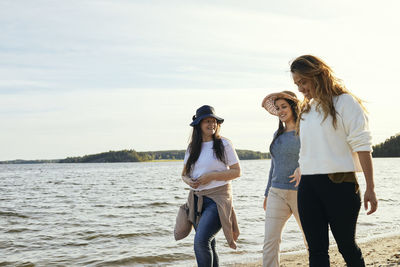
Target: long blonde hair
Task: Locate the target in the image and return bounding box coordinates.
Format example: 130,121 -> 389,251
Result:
290,55 -> 365,129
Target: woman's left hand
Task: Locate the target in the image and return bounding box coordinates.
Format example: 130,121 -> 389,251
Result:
364,188 -> 378,215
197,173 -> 213,185
289,167 -> 301,187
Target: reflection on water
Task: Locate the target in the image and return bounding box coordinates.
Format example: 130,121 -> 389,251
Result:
0,159 -> 399,266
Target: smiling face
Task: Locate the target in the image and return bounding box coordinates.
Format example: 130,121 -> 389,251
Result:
292,72 -> 315,100
274,99 -> 294,124
200,117 -> 218,141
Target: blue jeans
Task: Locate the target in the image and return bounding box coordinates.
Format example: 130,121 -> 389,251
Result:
194,196 -> 222,267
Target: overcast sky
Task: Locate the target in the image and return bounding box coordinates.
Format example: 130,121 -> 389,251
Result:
1,0 -> 399,160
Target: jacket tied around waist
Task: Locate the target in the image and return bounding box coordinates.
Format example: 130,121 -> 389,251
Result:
174,183 -> 240,249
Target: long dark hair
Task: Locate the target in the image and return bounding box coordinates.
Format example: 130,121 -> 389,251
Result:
269,97 -> 299,156
184,122 -> 226,176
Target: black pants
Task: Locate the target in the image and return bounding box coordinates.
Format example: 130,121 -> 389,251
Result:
298,174 -> 365,267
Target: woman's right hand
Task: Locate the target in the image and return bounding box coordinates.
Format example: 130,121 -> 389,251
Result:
182,176 -> 200,189
263,197 -> 267,211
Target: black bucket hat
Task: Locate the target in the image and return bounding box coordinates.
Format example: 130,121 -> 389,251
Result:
190,105 -> 224,126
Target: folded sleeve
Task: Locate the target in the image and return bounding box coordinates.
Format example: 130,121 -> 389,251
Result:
223,138 -> 240,166
338,94 -> 372,152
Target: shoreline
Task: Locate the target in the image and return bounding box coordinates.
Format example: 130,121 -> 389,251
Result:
227,234 -> 400,266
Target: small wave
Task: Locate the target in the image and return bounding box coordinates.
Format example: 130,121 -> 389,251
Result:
36,235 -> 54,241
99,214 -> 118,218
64,241 -> 89,247
84,234 -> 112,241
115,205 -> 136,209
47,180 -> 63,185
96,252 -> 191,266
149,201 -> 170,207
84,230 -> 169,241
378,198 -> 397,202
0,211 -> 28,218
0,241 -> 13,249
0,261 -> 13,266
0,262 -> 35,267
116,233 -> 143,239
359,222 -> 376,226
117,204 -> 147,209
116,230 -> 169,238
6,228 -> 29,233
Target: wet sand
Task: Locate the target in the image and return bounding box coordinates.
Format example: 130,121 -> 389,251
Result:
228,235 -> 400,266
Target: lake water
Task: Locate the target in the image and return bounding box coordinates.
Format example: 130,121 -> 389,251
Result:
1,159 -> 399,266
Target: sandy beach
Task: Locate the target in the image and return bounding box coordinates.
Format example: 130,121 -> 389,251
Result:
229,235 -> 400,267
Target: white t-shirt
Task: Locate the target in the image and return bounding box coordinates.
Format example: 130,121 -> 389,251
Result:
183,137 -> 239,191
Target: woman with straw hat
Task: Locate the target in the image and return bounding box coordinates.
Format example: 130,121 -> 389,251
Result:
261,91 -> 306,267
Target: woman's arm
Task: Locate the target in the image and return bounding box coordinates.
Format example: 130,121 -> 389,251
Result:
196,163 -> 241,185
265,159 -> 274,197
181,165 -> 199,189
357,151 -> 378,215
338,96 -> 376,214
264,158 -> 275,210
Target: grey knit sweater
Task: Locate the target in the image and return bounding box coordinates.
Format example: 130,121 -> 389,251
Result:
265,130 -> 300,197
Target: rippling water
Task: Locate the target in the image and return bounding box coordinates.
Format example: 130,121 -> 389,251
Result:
1,159 -> 399,266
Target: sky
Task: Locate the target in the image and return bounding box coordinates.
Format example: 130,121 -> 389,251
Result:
1,0 -> 400,160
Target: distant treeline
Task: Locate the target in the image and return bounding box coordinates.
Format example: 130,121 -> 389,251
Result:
1,149 -> 270,164
5,133 -> 398,164
59,149 -> 270,163
0,159 -> 59,164
59,150 -> 144,163
372,133 -> 400,157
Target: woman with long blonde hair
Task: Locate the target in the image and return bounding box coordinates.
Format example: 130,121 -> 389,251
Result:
289,55 -> 378,267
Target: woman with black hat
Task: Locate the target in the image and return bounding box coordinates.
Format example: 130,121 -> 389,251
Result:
181,105 -> 241,267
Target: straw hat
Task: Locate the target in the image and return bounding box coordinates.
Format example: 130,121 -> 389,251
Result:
261,91 -> 299,116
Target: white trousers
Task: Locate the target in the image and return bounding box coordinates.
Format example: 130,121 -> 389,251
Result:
262,187 -> 305,267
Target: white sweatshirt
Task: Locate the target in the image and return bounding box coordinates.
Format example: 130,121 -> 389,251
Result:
299,93 -> 372,175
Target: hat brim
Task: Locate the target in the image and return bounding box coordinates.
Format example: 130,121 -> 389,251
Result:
261,92 -> 299,116
190,114 -> 224,126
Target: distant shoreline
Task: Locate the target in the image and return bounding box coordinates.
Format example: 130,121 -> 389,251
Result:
0,158 -> 274,164
2,132 -> 399,163
0,149 -> 271,164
